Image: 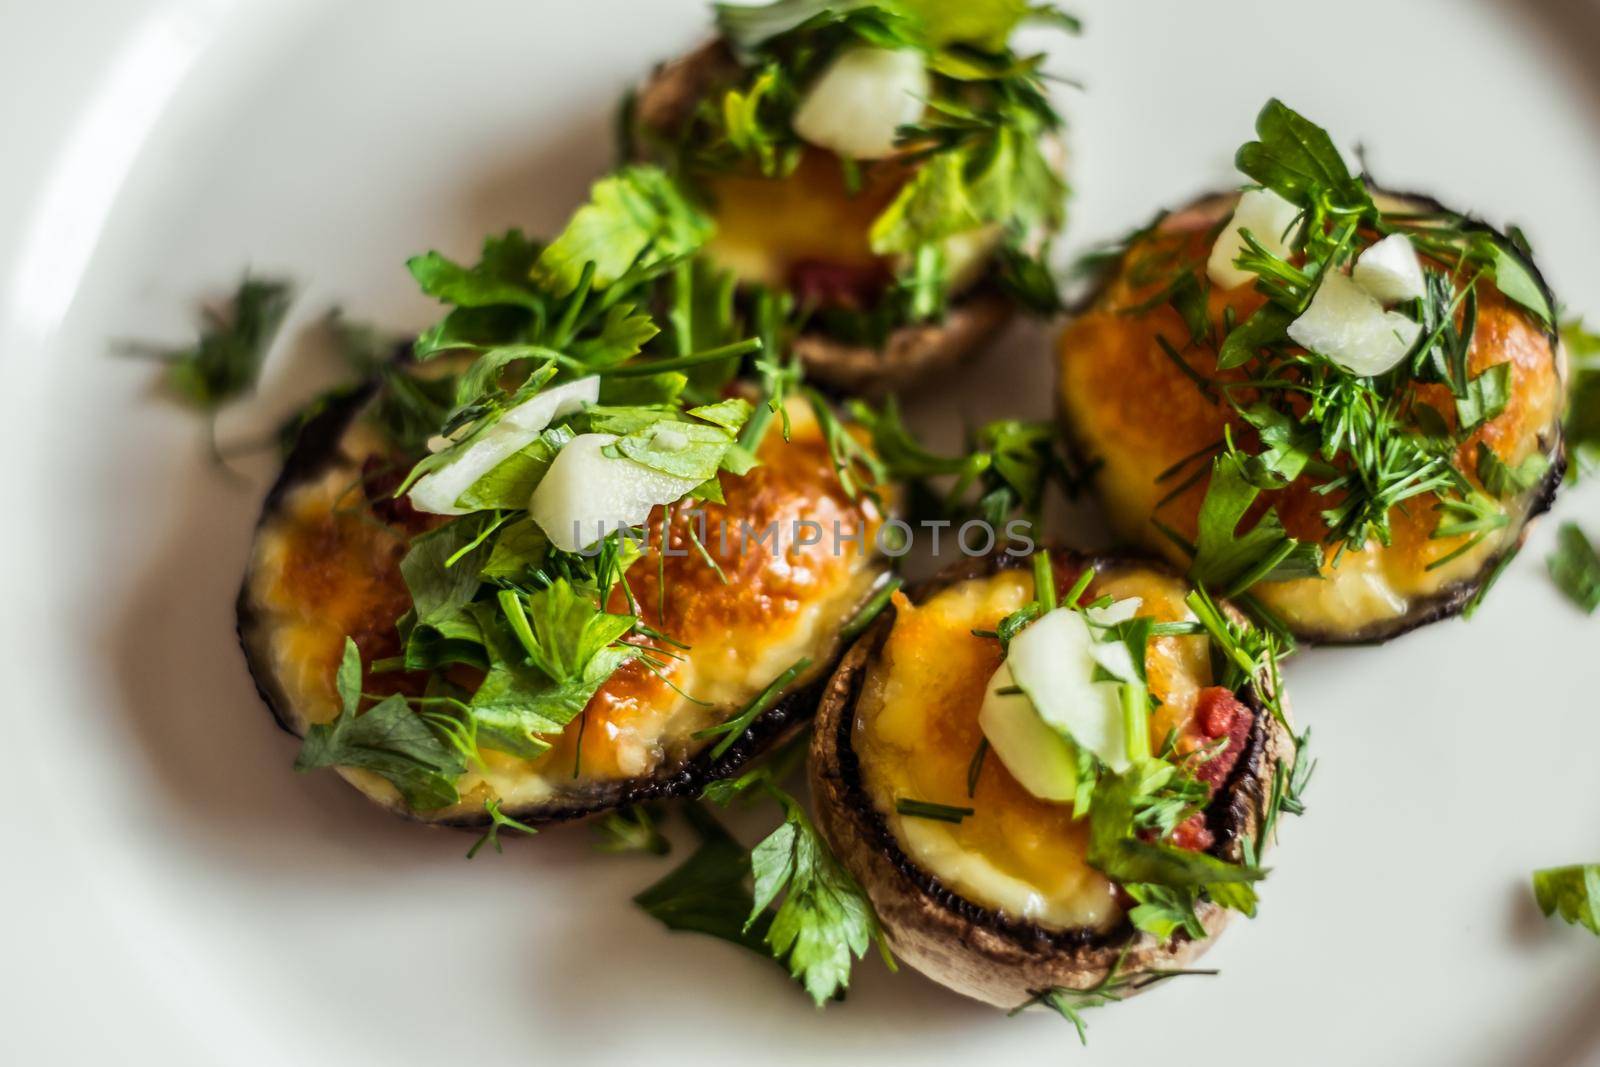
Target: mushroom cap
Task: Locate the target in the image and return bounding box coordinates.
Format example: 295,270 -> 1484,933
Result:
633,40 -> 1033,397
808,550 -> 1295,1008
1057,189 -> 1565,645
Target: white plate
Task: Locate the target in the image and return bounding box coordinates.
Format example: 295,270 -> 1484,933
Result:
4,1 -> 1600,1063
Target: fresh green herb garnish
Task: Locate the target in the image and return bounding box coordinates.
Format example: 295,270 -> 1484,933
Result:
840,576 -> 906,640
805,387 -> 888,503
138,276 -> 292,412
1244,727 -> 1314,868
1144,100 -> 1560,600
1009,947 -> 1217,1046
593,805 -> 672,855
1564,321 -> 1600,482
748,782 -> 893,1003
532,166 -> 715,294
1548,523 -> 1600,614
1184,585 -> 1291,724
294,639 -> 466,812
895,798 -> 975,823
319,312 -> 457,455
1032,550 -> 1058,612
850,396 -> 1083,531
637,772 -> 893,1006
466,798 -> 540,859
634,803 -> 777,957
465,582 -> 641,759
130,276 -> 294,468
1533,864 -> 1600,936
1087,762 -> 1266,927
285,161 -> 832,811
696,657 -> 813,759
966,736 -> 989,797
1178,449 -> 1322,598
1475,441 -> 1548,500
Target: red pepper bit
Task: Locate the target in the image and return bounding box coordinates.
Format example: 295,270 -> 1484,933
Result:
1193,686 -> 1251,789
1170,813 -> 1215,853
1156,687 -> 1252,854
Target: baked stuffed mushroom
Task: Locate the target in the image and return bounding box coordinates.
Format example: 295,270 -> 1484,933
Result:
631,0 -> 1074,395
811,549 -> 1299,1014
238,167 -> 891,827
1058,100 -> 1565,644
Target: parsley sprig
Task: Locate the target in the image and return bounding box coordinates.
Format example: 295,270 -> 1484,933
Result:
129,276 -> 293,469
635,753 -> 895,1006
136,276 -> 293,412
1534,864 -> 1600,936
294,638 -> 467,812
1548,523 -> 1600,615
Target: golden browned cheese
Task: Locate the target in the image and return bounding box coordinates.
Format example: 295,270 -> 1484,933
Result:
852,561 -> 1216,933
1057,198 -> 1564,636
246,405 -> 884,818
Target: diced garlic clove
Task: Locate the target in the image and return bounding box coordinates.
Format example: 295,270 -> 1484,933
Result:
1083,597 -> 1143,684
1353,233 -> 1427,305
1288,272 -> 1423,377
1085,596 -> 1142,627
1207,188 -> 1303,290
528,433 -> 702,552
499,375 -> 601,431
977,662 -> 1083,803
792,46 -> 929,160
408,376 -> 599,515
1006,607 -> 1131,773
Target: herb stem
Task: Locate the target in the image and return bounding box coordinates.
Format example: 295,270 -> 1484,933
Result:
696,657 -> 812,759
1061,565 -> 1096,608
1033,551 -> 1058,613
498,589 -> 541,664
1121,684 -> 1151,764
966,738 -> 989,798
841,576 -> 905,640
598,338 -> 762,378
895,798 -> 975,824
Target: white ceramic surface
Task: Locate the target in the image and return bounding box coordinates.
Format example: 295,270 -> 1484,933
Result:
4,1 -> 1600,1064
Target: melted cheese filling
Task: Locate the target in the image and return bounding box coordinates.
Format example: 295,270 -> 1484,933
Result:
1057,199 -> 1564,637
852,565 -> 1216,933
703,150 -> 897,288
247,404 -> 885,819
701,149 -> 1000,295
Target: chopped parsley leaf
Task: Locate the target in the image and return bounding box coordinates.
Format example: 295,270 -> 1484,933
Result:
141,276 -> 292,411
1548,523 -> 1600,615
1533,865 -> 1600,936
466,798 -> 539,859
635,775 -> 893,1006
294,639 -> 466,812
